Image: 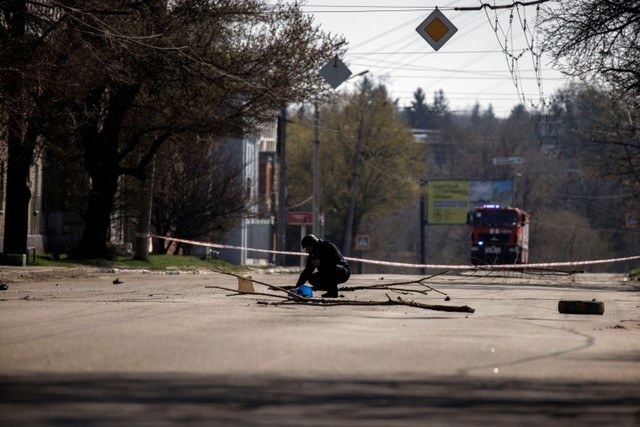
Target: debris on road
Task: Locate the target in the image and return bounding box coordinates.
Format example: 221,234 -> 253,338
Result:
558,299 -> 605,315
208,266 -> 474,313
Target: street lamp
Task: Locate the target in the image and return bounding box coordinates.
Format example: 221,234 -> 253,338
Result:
312,103 -> 321,236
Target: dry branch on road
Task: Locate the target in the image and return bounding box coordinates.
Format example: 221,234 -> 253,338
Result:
207,267 -> 475,313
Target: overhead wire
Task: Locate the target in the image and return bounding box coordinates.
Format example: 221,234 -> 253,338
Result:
273,0 -> 564,114
342,4 -> 514,108
481,0 -> 548,109
375,14 -> 492,91
305,2 -> 556,113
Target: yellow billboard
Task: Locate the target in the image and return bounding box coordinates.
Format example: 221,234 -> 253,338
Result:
426,180 -> 514,224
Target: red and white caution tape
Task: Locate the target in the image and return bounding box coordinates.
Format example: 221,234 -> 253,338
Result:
147,234 -> 304,257
148,234 -> 640,270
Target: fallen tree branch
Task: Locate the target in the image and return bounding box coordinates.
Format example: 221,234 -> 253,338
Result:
208,267 -> 474,313
205,285 -> 300,301
343,271 -> 449,297
257,294 -> 474,313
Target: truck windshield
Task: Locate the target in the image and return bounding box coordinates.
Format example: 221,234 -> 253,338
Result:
474,211 -> 518,227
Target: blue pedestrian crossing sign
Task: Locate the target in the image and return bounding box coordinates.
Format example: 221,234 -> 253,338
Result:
355,234 -> 371,251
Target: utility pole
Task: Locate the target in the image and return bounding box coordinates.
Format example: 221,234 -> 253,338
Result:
342,116 -> 363,257
420,182 -> 427,275
312,103 -> 320,237
276,108 -> 287,265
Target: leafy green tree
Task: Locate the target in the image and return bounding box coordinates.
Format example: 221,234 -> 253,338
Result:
288,80 -> 423,256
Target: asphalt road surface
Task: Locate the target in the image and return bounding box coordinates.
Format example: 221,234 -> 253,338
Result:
0,267 -> 639,426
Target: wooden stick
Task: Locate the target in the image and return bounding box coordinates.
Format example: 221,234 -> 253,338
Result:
344,272 -> 449,296
257,294 -> 475,313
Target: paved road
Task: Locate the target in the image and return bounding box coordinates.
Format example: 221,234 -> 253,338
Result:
0,267 -> 639,426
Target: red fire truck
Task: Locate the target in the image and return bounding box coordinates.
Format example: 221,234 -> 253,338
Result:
468,205 -> 529,265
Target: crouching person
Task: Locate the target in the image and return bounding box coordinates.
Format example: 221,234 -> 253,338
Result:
296,234 -> 350,298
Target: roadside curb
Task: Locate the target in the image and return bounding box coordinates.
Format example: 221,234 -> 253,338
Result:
0,267 -> 94,282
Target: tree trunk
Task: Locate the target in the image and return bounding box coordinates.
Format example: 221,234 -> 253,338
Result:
3,129 -> 33,255
70,84 -> 139,260
72,167 -> 120,259
1,0 -> 32,255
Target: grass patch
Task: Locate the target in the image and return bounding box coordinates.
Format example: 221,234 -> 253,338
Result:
117,255 -> 243,271
30,253 -> 244,272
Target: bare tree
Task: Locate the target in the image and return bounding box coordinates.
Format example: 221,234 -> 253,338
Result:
2,1 -> 342,259
541,1 -> 640,106
151,137 -> 250,254
0,0 -> 67,254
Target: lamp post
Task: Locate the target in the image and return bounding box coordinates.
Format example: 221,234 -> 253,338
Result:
342,115 -> 363,257
419,179 -> 428,275
276,107 -> 287,266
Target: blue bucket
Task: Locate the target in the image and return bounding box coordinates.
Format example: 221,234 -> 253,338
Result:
293,285 -> 313,297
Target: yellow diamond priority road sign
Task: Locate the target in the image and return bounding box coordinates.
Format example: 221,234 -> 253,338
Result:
416,8 -> 458,51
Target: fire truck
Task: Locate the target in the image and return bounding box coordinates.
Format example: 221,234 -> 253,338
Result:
468,205 -> 529,265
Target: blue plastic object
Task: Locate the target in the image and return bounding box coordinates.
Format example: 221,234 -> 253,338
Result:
292,285 -> 313,297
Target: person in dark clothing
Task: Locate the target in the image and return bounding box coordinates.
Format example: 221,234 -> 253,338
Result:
296,234 -> 350,298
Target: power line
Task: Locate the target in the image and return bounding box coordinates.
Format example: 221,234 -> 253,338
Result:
455,0 -> 550,11
267,0 -> 565,116
349,50 -> 529,55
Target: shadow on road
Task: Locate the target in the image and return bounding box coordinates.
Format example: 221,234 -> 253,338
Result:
1,374 -> 639,426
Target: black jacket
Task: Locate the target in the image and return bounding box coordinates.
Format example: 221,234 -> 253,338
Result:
296,240 -> 350,286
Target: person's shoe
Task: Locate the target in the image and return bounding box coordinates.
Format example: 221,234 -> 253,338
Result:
321,291 -> 338,298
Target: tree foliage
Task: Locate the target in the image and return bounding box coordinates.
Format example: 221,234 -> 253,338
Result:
548,83 -> 640,212
535,0 -> 640,268
287,80 -> 423,255
404,88 -> 452,130
151,137 -> 250,254
0,0 -> 68,253
1,0 -> 342,258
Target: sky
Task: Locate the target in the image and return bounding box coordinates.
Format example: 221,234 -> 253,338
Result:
275,1 -> 571,117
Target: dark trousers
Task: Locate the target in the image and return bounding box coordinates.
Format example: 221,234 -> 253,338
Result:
307,265 -> 350,292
